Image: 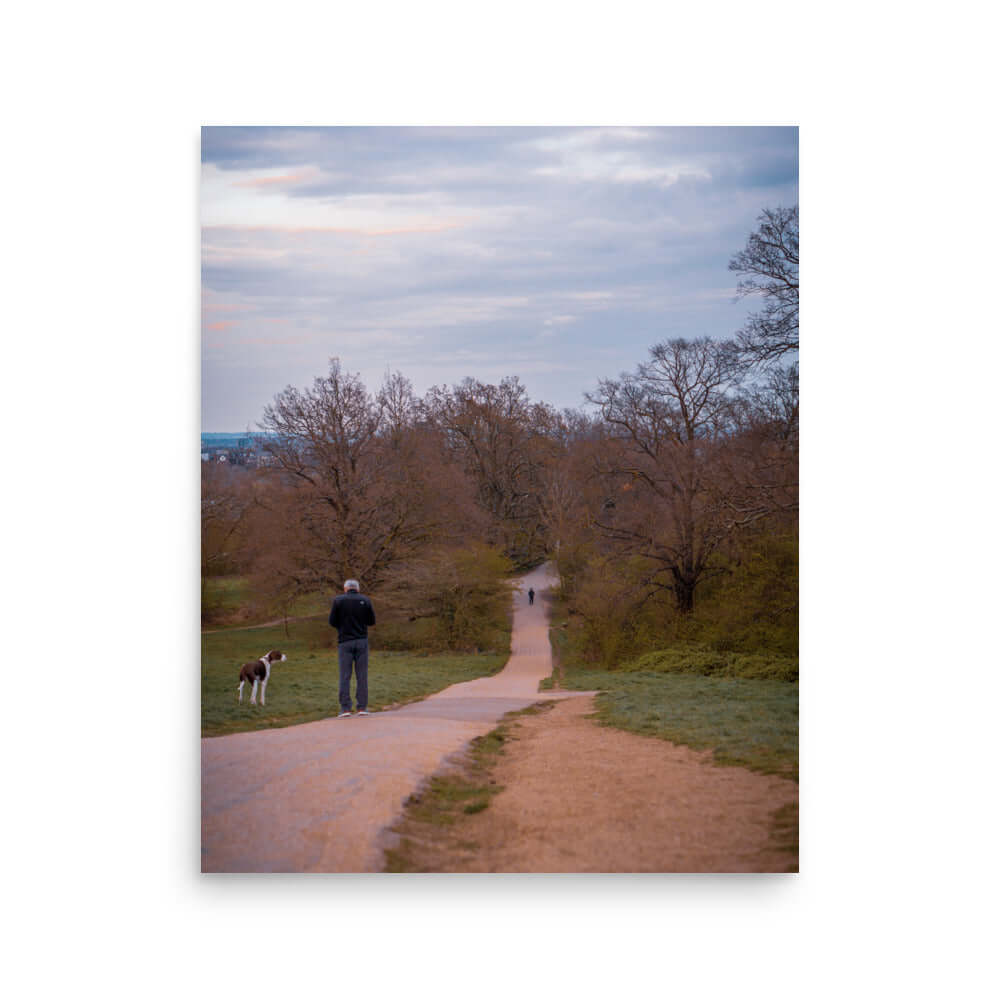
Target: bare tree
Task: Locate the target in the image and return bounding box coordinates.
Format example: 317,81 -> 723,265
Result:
735,361 -> 799,453
716,362 -> 799,528
422,376 -> 550,564
377,369 -> 419,446
256,359 -> 436,596
534,410 -> 606,555
587,338 -> 746,613
729,205 -> 799,364
201,462 -> 258,576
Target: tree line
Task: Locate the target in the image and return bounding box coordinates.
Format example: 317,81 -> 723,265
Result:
202,206 -> 798,660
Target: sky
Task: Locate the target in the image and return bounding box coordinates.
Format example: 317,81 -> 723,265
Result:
201,126 -> 798,431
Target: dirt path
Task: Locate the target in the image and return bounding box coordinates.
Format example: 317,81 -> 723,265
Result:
390,697 -> 798,872
201,563 -> 592,872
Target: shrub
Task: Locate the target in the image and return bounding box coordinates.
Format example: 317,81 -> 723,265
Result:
553,524 -> 798,664
622,642 -> 797,682
377,544 -> 514,653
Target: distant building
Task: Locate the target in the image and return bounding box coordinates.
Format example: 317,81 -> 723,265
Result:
201,436 -> 278,467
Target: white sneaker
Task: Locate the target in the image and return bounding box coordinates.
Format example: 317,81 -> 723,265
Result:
337,711 -> 352,718
357,709 -> 370,716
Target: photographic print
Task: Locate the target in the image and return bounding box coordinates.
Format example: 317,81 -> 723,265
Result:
200,126 -> 799,873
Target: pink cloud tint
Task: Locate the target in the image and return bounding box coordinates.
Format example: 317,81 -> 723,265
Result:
232,171 -> 311,188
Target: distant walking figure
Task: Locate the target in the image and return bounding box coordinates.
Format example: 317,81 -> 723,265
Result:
528,587 -> 535,606
329,579 -> 376,717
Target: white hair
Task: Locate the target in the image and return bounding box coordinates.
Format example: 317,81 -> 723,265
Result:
344,579 -> 360,591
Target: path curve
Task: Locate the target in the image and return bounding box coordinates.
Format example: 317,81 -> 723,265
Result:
201,563 -> 590,873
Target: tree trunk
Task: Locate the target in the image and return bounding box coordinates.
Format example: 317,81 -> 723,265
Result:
672,569 -> 697,613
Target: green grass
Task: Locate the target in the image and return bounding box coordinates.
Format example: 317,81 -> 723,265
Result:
201,576 -> 253,620
202,575 -> 250,608
202,616 -> 508,737
202,576 -> 330,627
545,622 -> 797,780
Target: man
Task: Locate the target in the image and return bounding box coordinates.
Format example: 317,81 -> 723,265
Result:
528,587 -> 535,606
329,578 -> 376,718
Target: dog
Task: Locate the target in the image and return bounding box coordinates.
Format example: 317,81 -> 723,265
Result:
237,649 -> 287,706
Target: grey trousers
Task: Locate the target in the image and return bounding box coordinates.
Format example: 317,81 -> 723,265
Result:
338,638 -> 369,711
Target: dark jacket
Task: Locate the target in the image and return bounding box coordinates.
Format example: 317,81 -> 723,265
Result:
329,590 -> 376,643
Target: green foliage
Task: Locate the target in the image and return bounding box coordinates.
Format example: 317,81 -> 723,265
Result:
379,544 -> 515,653
689,529 -> 798,657
552,539 -> 600,607
554,527 -> 798,666
202,617 -> 507,737
436,545 -> 514,649
554,550 -> 646,665
623,643 -> 798,682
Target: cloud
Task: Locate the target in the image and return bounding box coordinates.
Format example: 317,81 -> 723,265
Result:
533,161 -> 707,186
204,221 -> 461,238
201,126 -> 798,429
231,169 -> 316,189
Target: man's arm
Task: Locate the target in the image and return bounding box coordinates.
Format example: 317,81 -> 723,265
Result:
329,597 -> 339,628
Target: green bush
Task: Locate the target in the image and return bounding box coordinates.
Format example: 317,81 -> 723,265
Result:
375,544 -> 514,654
553,526 -> 798,665
623,642 -> 797,682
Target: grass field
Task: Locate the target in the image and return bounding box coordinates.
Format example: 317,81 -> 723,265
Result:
202,576 -> 329,627
202,616 -> 508,737
546,629 -> 798,780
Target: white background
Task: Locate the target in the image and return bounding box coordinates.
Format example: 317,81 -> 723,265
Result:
4,2 -> 997,997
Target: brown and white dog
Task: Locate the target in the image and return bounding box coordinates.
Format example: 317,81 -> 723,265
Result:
237,650 -> 287,706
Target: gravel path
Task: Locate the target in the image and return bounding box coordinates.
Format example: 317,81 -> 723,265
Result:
201,563 -> 590,872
